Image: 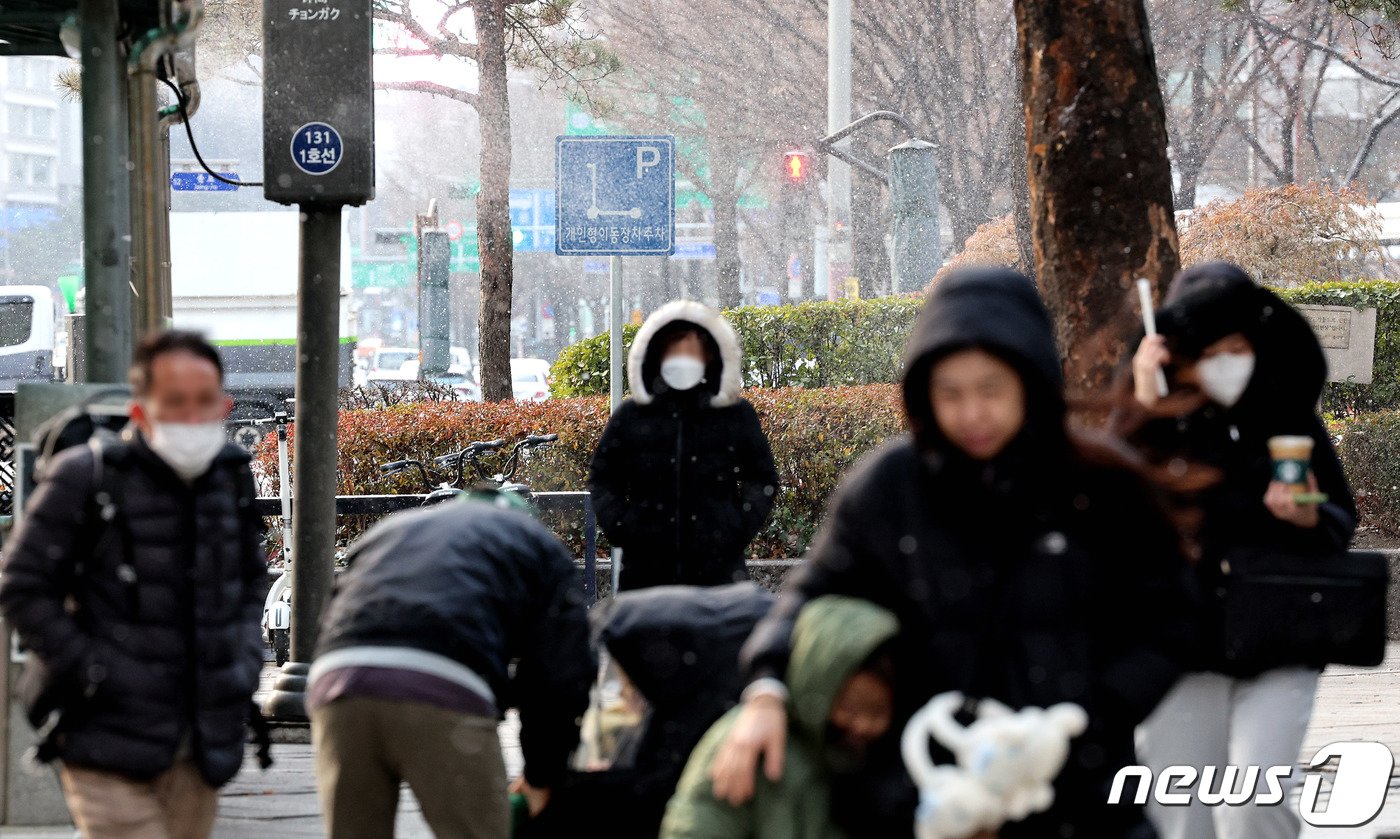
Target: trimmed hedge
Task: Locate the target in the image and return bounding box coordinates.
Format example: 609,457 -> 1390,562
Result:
1337,410 -> 1400,538
254,385 -> 907,558
252,387 -> 1400,559
551,284 -> 1400,415
551,297 -> 923,397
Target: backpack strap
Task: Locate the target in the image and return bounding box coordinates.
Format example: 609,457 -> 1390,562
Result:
85,435 -> 139,614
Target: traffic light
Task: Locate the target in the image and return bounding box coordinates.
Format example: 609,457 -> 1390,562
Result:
783,150 -> 810,185
779,150 -> 815,302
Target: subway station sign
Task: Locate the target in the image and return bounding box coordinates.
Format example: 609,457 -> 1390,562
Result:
263,0 -> 375,205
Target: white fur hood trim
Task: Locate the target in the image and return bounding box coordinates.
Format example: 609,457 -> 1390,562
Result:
628,300 -> 742,407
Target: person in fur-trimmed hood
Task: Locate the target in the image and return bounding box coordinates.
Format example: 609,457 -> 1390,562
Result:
588,300 -> 779,591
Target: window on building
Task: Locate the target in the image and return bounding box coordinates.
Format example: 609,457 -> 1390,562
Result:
9,155 -> 26,184
24,58 -> 48,90
31,108 -> 52,138
7,104 -> 25,137
31,156 -> 51,186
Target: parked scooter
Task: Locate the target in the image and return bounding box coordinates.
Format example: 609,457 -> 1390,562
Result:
263,586 -> 292,666
233,407 -> 296,662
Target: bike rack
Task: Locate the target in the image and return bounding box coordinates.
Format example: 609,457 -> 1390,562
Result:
253,490 -> 601,603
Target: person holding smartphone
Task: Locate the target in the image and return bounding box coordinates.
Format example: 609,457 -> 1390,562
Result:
1119,261 -> 1357,839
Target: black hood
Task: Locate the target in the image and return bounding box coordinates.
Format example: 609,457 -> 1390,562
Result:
627,300 -> 744,407
1156,261 -> 1326,416
902,267 -> 1065,452
600,582 -> 774,708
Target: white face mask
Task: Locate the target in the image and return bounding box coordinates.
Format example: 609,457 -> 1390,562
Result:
146,420 -> 226,482
660,356 -> 706,391
1197,352 -> 1256,408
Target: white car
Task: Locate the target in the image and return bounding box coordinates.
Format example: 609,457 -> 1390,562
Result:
511,358 -> 553,402
450,346 -> 473,377
428,368 -> 482,402
367,347 -> 419,382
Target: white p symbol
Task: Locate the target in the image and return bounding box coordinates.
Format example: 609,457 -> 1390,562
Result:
635,146 -> 660,179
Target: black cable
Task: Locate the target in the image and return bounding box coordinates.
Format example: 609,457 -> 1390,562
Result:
160,77 -> 263,188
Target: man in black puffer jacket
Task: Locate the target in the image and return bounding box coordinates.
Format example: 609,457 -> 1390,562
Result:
309,490 -> 594,839
0,331 -> 267,839
589,300 -> 779,591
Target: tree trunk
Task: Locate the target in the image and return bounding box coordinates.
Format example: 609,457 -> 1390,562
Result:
1174,154 -> 1202,211
1015,0 -> 1179,392
711,154 -> 742,308
1010,48 -> 1036,283
475,0 -> 515,402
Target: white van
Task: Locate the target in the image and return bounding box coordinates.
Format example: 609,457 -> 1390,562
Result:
0,285 -> 58,388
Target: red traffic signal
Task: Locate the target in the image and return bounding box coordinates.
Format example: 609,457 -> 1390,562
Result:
784,150 -> 810,183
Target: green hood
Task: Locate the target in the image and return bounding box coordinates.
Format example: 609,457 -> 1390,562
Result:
786,596 -> 899,743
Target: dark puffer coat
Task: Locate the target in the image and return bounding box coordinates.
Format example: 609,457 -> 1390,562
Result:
0,430 -> 266,786
1125,261 -> 1357,676
742,267 -> 1199,839
315,501 -> 594,788
589,301 -> 779,591
524,582 -> 774,839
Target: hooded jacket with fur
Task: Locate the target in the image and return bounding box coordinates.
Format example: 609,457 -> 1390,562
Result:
588,301 -> 779,591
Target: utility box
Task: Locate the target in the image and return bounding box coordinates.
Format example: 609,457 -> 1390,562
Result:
417,230 -> 451,378
262,0 -> 375,206
888,138 -> 941,293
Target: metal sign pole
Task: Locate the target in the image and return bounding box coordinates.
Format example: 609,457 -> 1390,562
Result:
555,134 -> 675,598
260,0 -> 374,721
80,0 -> 133,383
609,255 -> 623,411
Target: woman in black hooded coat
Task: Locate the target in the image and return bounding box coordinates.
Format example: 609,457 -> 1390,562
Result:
708,267 -> 1199,839
588,301 -> 779,591
1122,262 -> 1357,839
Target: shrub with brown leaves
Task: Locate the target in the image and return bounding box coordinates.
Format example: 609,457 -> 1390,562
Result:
1179,182 -> 1386,286
254,386 -> 907,559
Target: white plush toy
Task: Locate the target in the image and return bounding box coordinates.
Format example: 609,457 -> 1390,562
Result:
907,763 -> 1004,839
903,693 -> 1004,839
902,691 -> 1089,839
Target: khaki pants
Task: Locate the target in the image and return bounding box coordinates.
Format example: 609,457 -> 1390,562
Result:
312,696 -> 509,839
58,760 -> 218,839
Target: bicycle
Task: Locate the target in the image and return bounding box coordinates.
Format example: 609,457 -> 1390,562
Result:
379,433 -> 558,505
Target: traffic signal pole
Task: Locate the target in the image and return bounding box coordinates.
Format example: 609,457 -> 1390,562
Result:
814,112 -> 942,294
825,0 -> 852,300
780,151 -> 814,302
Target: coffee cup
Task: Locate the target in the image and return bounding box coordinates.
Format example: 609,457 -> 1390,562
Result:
1268,435 -> 1314,494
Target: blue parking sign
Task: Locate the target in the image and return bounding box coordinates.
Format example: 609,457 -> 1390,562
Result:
290,122 -> 343,176
556,135 -> 674,256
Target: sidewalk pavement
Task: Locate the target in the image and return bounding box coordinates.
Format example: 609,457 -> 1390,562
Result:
4,646 -> 1399,838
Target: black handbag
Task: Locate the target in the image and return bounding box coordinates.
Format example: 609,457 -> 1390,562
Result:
1220,548 -> 1390,673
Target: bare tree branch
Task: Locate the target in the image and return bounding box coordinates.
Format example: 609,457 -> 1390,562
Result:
374,80 -> 479,107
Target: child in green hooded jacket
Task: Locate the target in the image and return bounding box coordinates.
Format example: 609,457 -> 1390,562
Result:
660,596 -> 898,839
